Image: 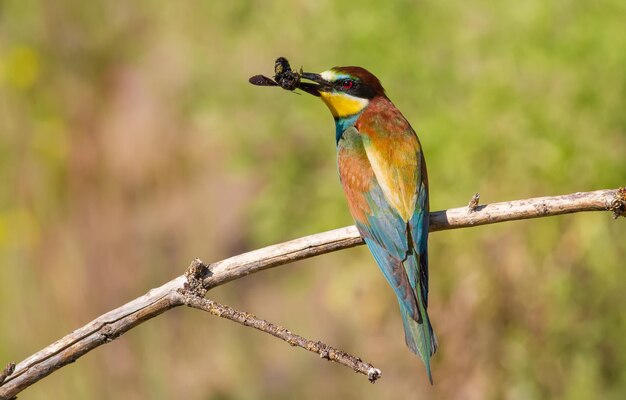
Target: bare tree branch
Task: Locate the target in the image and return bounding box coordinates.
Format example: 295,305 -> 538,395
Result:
1,188 -> 623,399
184,296 -> 382,382
200,188 -> 624,289
180,260 -> 382,382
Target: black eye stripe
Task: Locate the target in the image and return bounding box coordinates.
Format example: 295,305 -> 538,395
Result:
333,78 -> 375,99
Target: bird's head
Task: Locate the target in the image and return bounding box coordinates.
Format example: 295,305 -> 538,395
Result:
300,66 -> 386,119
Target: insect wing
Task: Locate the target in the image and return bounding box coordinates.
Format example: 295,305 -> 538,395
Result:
249,75 -> 279,86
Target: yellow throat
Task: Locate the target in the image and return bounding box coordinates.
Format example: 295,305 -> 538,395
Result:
320,92 -> 369,118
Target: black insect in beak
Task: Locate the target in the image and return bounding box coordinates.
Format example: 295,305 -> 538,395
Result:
249,57 -> 330,97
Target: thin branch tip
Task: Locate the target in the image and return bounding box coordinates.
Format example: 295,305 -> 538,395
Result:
367,367 -> 382,383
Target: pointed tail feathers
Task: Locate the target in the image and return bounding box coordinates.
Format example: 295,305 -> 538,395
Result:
400,303 -> 438,384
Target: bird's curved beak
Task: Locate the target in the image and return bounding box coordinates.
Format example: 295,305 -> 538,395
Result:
298,72 -> 332,97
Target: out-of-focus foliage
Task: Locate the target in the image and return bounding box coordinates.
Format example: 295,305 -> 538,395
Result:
1,1 -> 625,399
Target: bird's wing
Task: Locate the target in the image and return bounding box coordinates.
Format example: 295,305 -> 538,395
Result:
338,125 -> 427,322
359,120 -> 429,306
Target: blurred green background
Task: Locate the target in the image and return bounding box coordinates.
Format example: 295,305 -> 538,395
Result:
1,1 -> 625,399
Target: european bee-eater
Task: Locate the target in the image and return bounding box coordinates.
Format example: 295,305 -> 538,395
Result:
299,67 -> 437,383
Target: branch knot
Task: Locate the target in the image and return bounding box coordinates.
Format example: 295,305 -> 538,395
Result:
610,187 -> 626,219
181,258 -> 211,298
0,363 -> 15,385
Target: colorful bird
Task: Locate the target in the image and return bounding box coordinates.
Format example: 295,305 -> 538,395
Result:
299,67 -> 437,383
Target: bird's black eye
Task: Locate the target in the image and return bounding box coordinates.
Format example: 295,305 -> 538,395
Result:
341,79 -> 354,90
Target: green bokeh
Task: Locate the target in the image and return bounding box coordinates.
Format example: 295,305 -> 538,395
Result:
1,1 -> 624,399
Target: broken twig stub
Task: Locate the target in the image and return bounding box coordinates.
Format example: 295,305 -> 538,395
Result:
468,193 -> 480,212
610,187 -> 626,219
0,363 -> 15,385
